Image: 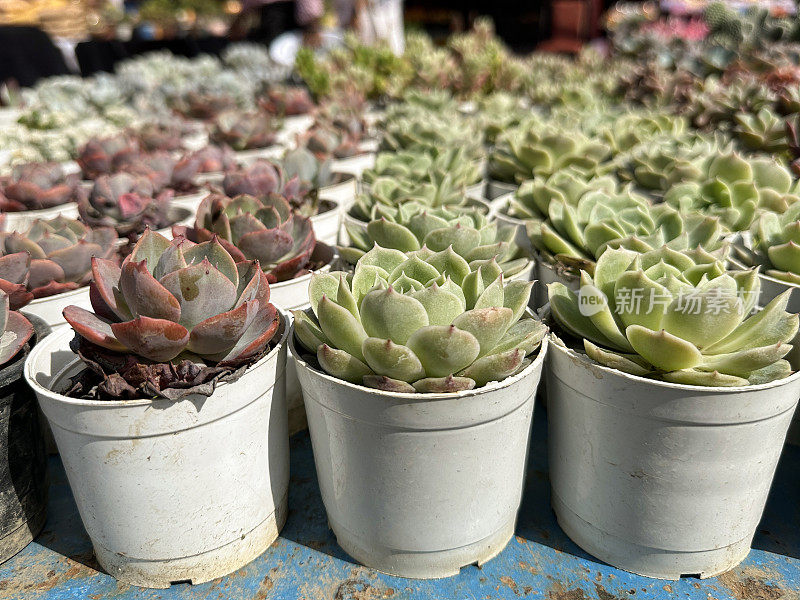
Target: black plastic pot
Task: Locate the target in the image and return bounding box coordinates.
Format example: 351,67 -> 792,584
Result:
0,314 -> 50,564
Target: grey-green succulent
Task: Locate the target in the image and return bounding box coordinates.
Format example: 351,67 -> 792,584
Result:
664,153 -> 800,231
341,205 -> 530,277
748,204 -> 800,285
293,245 -> 546,393
488,122 -> 612,183
506,169 -> 618,220
549,246 -> 797,386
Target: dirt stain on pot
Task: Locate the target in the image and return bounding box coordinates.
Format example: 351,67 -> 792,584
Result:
547,582 -> 588,600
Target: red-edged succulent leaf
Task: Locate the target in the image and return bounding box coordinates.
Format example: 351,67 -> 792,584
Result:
110,316 -> 190,362
0,252 -> 31,284
28,258 -> 66,290
220,302 -> 279,363
47,240 -> 102,282
64,305 -> 127,353
0,310 -> 34,366
91,257 -> 130,320
4,233 -> 46,259
188,300 -> 259,357
30,281 -> 80,298
120,260 -> 181,322
0,280 -> 32,310
182,237 -> 239,287
128,229 -> 173,274
159,258 -> 237,330
237,228 -> 294,266
235,260 -> 271,307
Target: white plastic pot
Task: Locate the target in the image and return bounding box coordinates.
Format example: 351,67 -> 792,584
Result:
169,190 -> 209,212
4,203 -> 79,233
493,193 -> 532,255
319,173 -> 357,212
546,335 -> 800,580
291,326 -> 548,578
235,145 -> 285,166
25,317 -> 291,588
310,200 -> 342,246
270,243 -> 334,435
276,115 -> 315,145
533,252 -> 578,310
23,286 -> 91,330
331,153 -> 376,179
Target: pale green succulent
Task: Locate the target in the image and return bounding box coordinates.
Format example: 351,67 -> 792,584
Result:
507,169 -> 618,220
349,175 -> 477,222
378,108 -> 483,160
527,189 -> 727,275
293,245 -> 546,393
550,246 -> 797,386
749,204 -> 800,285
361,147 -> 483,191
477,93 -> 530,144
734,108 -> 789,154
617,135 -> 727,192
488,121 -> 612,183
664,153 -> 800,231
341,205 -> 529,277
598,112 -> 688,154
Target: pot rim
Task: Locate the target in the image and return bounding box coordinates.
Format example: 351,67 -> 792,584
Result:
289,311 -> 549,402
548,324 -> 800,394
23,309 -> 290,408
320,172 -> 357,190
3,201 -> 79,218
27,284 -> 89,306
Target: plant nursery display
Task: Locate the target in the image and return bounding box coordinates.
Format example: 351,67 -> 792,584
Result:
9,5 -> 800,593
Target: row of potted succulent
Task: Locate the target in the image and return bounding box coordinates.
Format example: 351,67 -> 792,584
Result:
8,212 -> 798,586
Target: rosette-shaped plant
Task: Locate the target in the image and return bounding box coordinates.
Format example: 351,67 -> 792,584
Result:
378,110 -> 483,160
170,90 -> 238,121
598,112 -> 688,154
293,245 -> 546,392
528,190 -> 727,274
210,111 -> 281,151
477,93 -> 528,145
135,121 -> 185,152
549,246 -> 797,386
77,135 -> 139,179
507,169 -> 618,220
664,153 -> 799,231
342,205 -> 529,277
178,145 -> 237,174
489,124 -> 612,183
616,135 -> 725,192
79,173 -> 171,237
63,231 -> 280,398
174,193 -> 316,283
748,204 -> 800,284
734,108 -> 789,154
0,216 -> 118,308
258,85 -> 315,116
349,175 -> 474,223
0,290 -> 34,367
0,162 -> 80,211
303,125 -> 360,159
361,147 -> 482,191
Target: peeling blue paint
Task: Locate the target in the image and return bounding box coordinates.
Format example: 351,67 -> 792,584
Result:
1,405 -> 798,600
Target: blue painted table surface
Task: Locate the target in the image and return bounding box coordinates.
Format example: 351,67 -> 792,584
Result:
1,404 -> 798,600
